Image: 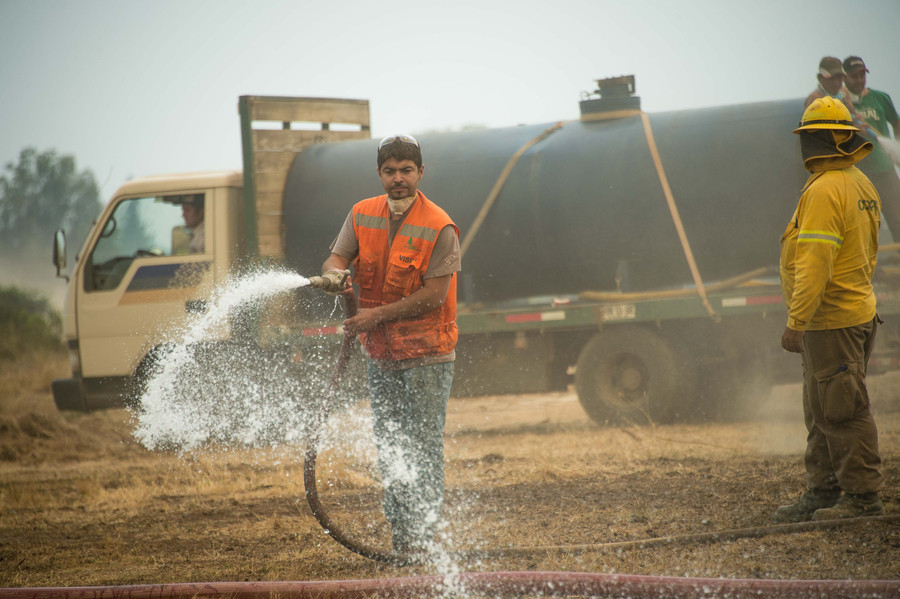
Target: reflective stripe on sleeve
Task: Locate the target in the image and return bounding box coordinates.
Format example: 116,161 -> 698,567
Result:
798,229 -> 843,247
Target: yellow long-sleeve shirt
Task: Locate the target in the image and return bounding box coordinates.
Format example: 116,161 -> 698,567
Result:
779,166 -> 880,331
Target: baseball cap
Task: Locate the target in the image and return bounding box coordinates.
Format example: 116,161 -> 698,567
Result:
818,57 -> 843,78
843,56 -> 869,75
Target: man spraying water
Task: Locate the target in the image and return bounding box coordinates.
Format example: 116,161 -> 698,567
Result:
312,134 -> 461,555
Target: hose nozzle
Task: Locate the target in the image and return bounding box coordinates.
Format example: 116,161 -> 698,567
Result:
307,270 -> 350,293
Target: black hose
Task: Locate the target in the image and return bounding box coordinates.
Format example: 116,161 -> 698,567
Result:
302,291 -> 410,565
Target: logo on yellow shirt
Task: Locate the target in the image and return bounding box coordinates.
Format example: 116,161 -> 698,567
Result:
858,199 -> 879,212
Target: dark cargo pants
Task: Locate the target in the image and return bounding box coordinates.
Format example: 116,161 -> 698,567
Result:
800,318 -> 884,495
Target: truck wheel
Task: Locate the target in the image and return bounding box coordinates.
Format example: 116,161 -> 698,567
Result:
574,327 -> 694,426
128,344 -> 173,409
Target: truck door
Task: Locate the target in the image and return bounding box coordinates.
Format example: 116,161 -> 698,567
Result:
74,191 -> 217,408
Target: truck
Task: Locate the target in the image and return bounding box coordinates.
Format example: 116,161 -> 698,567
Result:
51,76 -> 900,425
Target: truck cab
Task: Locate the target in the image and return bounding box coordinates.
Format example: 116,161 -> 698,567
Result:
50,96 -> 372,412
52,171 -> 245,410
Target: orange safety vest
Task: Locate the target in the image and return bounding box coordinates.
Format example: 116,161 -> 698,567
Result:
352,191 -> 459,361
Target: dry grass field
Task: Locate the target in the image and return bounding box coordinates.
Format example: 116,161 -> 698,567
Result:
1,350 -> 899,591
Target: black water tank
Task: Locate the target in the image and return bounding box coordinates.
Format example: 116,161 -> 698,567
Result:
283,99 -> 807,308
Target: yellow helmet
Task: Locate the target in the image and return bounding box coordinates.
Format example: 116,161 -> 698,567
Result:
793,96 -> 859,134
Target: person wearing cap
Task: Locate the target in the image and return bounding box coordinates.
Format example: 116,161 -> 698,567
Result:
775,96 -> 885,523
843,55 -> 900,242
181,194 -> 205,253
804,57 -> 848,108
317,134 -> 460,556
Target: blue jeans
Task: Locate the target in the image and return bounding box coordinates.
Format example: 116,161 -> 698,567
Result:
367,359 -> 454,551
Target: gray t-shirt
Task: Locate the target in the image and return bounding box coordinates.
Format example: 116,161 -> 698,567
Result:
329,201 -> 461,369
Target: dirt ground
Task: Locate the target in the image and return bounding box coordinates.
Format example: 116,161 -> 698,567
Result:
1,354 -> 899,591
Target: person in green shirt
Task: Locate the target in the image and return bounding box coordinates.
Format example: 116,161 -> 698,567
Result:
843,55 -> 900,242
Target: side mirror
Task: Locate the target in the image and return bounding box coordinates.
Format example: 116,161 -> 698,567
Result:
53,229 -> 68,282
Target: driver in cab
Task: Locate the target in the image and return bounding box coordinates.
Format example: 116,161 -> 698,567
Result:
180,195 -> 205,254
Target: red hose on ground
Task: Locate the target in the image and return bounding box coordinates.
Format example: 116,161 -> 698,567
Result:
3,570 -> 898,598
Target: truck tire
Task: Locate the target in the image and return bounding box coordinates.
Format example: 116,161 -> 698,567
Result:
574,326 -> 695,426
128,344 -> 174,409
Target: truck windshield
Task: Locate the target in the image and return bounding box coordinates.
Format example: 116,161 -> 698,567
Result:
86,194 -> 206,291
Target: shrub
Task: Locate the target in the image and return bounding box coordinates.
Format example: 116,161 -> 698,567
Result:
0,286 -> 63,361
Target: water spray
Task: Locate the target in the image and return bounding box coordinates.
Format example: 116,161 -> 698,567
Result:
875,133 -> 900,166
133,269 -> 314,451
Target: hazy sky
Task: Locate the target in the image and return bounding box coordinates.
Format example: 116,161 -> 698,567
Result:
1,0 -> 899,205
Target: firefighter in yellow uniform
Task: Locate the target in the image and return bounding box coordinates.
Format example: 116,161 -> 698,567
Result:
775,96 -> 885,522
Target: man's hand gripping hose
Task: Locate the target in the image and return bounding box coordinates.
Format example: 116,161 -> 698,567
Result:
302,276 -> 415,566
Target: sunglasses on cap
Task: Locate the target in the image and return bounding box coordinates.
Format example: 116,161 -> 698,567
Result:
378,134 -> 419,149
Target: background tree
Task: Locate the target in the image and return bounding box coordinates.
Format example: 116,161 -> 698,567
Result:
0,148 -> 102,302
1,147 -> 102,256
